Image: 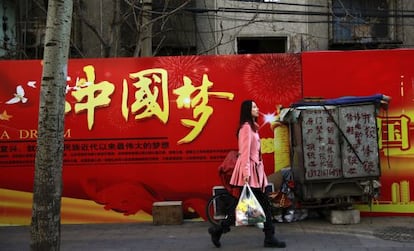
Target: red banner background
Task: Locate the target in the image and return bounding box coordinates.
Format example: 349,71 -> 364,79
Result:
1,50 -> 413,224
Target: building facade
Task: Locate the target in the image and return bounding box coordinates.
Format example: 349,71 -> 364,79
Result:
196,0 -> 413,54
1,0 -> 414,59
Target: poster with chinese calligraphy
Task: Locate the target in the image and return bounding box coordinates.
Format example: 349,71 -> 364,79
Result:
2,49 -> 414,225
0,53 -> 303,224
300,107 -> 342,180
339,104 -> 380,178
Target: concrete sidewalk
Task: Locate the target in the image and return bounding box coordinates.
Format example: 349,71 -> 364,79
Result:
2,217 -> 414,251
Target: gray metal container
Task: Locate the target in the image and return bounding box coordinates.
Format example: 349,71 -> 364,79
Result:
282,101 -> 384,206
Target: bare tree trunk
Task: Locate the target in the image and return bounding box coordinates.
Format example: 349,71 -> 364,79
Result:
139,0 -> 153,57
30,0 -> 73,250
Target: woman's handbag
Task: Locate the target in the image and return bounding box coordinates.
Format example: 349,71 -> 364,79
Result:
218,150 -> 240,198
235,183 -> 266,226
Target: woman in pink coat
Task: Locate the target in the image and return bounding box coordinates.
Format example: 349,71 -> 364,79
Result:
208,100 -> 286,248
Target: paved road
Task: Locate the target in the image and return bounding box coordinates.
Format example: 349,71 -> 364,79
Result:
2,216 -> 414,250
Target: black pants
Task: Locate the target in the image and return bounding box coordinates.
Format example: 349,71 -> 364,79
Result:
220,186 -> 274,232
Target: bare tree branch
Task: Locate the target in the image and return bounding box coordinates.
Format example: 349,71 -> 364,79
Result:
73,0 -> 111,56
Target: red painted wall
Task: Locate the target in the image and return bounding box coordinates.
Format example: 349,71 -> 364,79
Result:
0,54 -> 303,224
1,49 -> 414,224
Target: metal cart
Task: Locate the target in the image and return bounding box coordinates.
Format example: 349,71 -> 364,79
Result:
280,94 -> 389,209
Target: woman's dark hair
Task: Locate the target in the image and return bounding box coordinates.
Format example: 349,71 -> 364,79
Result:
237,100 -> 257,136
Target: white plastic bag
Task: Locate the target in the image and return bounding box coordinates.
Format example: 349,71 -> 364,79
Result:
235,183 -> 266,226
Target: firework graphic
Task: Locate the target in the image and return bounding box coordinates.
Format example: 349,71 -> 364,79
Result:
213,54 -> 252,75
243,54 -> 302,106
155,56 -> 208,89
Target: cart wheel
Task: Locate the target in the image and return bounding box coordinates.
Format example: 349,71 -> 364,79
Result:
205,193 -> 236,226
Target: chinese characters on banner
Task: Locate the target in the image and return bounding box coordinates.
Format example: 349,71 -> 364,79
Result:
66,65 -> 234,144
301,104 -> 380,180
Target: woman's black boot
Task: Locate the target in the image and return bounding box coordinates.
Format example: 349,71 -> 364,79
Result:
208,226 -> 223,248
263,227 -> 286,248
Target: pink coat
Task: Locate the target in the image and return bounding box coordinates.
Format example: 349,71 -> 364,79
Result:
230,123 -> 268,191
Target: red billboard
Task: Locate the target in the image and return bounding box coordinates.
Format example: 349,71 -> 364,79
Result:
1,49 -> 414,225
0,54 -> 303,224
302,49 -> 414,215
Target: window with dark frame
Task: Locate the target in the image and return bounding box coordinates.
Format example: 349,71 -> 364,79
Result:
331,0 -> 390,43
237,37 -> 287,54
